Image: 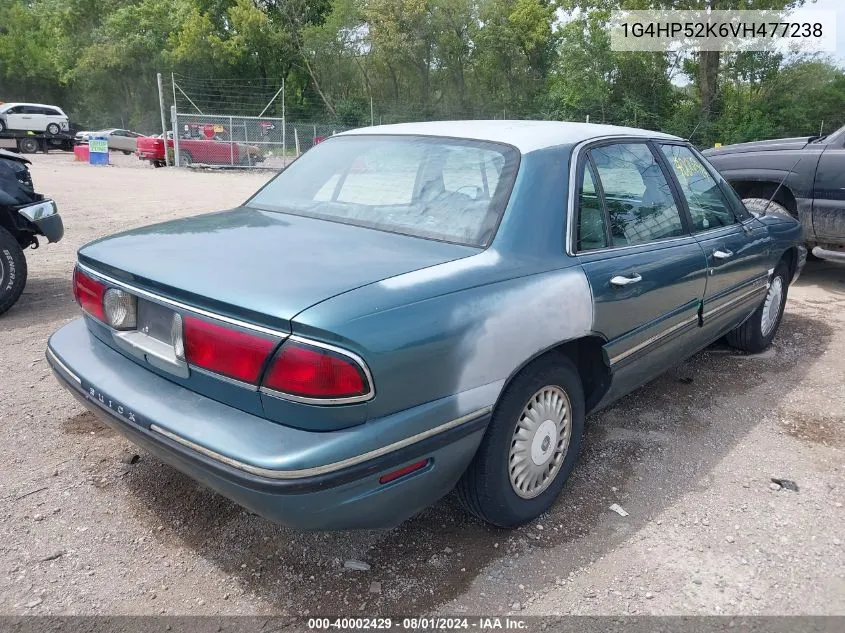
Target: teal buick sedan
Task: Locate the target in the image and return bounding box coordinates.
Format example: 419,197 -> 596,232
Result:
47,121 -> 805,529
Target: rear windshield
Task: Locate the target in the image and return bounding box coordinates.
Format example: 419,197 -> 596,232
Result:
246,135 -> 520,247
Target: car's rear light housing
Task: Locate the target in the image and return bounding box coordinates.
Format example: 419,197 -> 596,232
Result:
103,288 -> 137,330
182,314 -> 279,385
71,268 -> 373,402
73,267 -> 107,321
262,339 -> 373,403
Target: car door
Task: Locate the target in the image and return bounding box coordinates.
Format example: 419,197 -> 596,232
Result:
3,106 -> 27,130
657,143 -> 771,342
812,136 -> 845,245
573,141 -> 708,404
108,131 -> 127,152
23,106 -> 48,131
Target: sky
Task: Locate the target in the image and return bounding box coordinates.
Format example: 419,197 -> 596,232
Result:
808,0 -> 845,66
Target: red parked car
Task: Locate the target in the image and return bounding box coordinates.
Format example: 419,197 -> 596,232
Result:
137,133 -> 263,168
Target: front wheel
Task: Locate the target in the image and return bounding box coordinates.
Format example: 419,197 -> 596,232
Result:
0,227 -> 28,316
0,119 -> 6,132
457,354 -> 585,528
46,123 -> 61,135
726,262 -> 789,353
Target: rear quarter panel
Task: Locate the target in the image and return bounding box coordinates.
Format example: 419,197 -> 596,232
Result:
293,254 -> 594,424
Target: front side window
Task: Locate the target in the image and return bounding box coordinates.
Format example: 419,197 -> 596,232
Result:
247,135 -> 519,247
589,143 -> 684,246
659,144 -> 736,231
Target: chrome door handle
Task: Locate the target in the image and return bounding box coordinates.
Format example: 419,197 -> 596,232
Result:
610,273 -> 642,287
713,249 -> 733,260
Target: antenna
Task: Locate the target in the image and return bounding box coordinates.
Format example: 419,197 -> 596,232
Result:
761,155 -> 803,216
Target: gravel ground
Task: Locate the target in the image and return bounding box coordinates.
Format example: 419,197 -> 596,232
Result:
1,152 -> 843,616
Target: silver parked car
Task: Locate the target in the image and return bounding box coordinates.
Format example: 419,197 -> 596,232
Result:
75,129 -> 145,154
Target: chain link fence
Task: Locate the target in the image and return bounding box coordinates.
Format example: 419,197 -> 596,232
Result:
170,112 -> 348,169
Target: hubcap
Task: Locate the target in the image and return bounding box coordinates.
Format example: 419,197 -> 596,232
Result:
508,386 -> 572,499
761,276 -> 784,337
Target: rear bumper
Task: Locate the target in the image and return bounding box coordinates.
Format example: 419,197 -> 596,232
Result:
47,319 -> 488,530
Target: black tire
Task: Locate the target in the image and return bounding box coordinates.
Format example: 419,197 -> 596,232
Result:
0,119 -> 6,133
179,151 -> 193,166
46,123 -> 60,135
726,261 -> 790,353
0,227 -> 28,316
457,354 -> 585,528
122,150 -> 131,155
19,138 -> 39,154
742,198 -> 794,220
152,161 -> 164,168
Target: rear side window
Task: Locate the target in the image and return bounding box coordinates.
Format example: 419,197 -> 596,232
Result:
247,135 -> 519,247
659,144 -> 736,231
589,143 -> 684,246
576,162 -> 608,251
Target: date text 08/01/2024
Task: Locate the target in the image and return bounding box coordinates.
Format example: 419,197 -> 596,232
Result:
307,617 -> 528,630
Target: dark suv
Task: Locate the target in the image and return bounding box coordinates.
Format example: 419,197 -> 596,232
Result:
0,149 -> 64,315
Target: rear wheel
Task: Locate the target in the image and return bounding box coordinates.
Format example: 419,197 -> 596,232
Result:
0,227 -> 28,316
726,261 -> 789,353
19,138 -> 39,154
179,151 -> 193,166
457,354 -> 585,528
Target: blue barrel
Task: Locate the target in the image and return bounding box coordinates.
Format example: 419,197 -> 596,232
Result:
88,135 -> 109,165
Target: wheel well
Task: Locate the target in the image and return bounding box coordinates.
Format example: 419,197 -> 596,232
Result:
729,180 -> 798,217
501,336 -> 611,414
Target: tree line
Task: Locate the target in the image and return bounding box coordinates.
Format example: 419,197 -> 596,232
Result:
2,0 -> 844,147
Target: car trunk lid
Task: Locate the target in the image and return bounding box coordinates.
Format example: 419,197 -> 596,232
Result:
77,207 -> 477,424
78,207 -> 477,331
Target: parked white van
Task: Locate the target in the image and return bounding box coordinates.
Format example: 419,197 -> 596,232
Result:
0,103 -> 70,135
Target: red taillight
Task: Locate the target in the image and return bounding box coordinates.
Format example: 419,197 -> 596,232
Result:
182,315 -> 278,384
263,341 -> 369,400
73,267 -> 106,321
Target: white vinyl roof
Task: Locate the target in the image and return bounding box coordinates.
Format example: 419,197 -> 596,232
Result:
339,120 -> 681,154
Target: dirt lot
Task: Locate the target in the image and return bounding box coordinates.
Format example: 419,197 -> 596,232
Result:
1,152 -> 844,616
